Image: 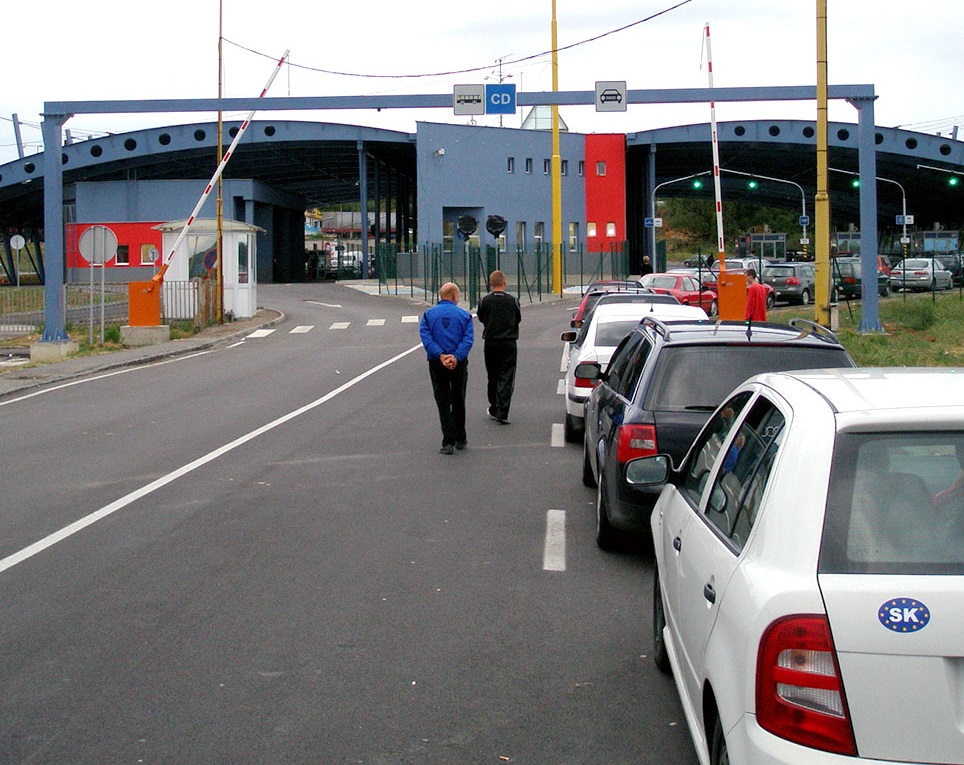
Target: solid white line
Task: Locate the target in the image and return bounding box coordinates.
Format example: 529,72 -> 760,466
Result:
0,343 -> 424,576
306,300 -> 342,308
550,423 -> 565,447
0,351 -> 214,408
543,509 -> 566,571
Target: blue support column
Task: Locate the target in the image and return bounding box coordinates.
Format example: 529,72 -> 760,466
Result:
40,114 -> 70,342
357,142 -> 369,273
854,96 -> 883,332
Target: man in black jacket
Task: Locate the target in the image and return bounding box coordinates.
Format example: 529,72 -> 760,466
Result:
476,270 -> 522,424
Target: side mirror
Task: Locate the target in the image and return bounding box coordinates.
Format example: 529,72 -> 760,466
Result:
625,455 -> 671,486
561,330 -> 578,343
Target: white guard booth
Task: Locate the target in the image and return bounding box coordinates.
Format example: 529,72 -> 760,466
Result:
153,218 -> 263,319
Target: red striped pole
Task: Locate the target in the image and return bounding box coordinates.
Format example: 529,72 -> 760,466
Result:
705,23 -> 727,273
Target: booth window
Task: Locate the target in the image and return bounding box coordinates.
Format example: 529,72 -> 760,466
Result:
587,222 -> 598,238
115,245 -> 129,266
140,244 -> 158,266
238,240 -> 249,284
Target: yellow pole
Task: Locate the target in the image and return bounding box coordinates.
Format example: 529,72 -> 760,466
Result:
550,0 -> 563,295
216,0 -> 224,323
814,0 -> 832,326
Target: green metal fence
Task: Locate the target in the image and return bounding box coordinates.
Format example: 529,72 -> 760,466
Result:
373,241 -> 631,308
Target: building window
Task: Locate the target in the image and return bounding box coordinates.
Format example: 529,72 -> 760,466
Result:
515,221 -> 526,250
534,222 -> 544,246
115,245 -> 129,266
525,157 -> 533,174
568,222 -> 580,253
606,222 -> 617,237
507,157 -> 515,173
578,161 -> 585,177
561,160 -> 568,176
543,159 -> 550,174
587,222 -> 598,238
596,161 -> 607,177
140,244 -> 159,266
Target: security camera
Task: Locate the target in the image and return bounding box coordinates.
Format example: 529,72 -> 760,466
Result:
434,148 -> 445,156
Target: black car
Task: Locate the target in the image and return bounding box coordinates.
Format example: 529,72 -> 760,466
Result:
580,317 -> 856,549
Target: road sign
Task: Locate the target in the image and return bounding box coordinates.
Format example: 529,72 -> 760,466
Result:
485,83 -> 516,115
78,225 -> 118,265
644,217 -> 663,228
453,85 -> 485,116
595,81 -> 627,112
799,215 -> 810,226
800,237 -> 811,245
9,234 -> 25,250
896,214 -> 915,225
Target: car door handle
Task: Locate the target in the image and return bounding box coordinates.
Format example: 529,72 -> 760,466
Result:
703,583 -> 717,604
673,536 -> 682,552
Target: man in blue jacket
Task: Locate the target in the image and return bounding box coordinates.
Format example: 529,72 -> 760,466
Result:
419,282 -> 474,454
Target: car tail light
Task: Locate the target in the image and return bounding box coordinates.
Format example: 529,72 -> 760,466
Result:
756,615 -> 856,756
616,424 -> 657,463
842,277 -> 856,285
911,270 -> 928,276
786,277 -> 800,286
575,376 -> 597,389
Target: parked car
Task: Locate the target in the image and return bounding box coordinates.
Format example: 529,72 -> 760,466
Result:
935,253 -> 963,286
580,317 -> 855,548
570,288 -> 678,328
832,257 -> 890,300
640,272 -> 719,315
581,279 -> 644,296
761,263 -> 816,305
560,302 -> 707,443
888,258 -> 953,292
636,367 -> 964,765
682,254 -> 714,268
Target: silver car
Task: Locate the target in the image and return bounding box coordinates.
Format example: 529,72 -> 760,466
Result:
762,263 -> 816,305
889,258 -> 953,291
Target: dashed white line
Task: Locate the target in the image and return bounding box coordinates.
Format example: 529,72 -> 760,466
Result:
402,315 -> 419,323
551,423 -> 565,447
290,325 -> 314,334
543,509 -> 566,571
560,345 -> 569,373
246,329 -> 276,338
366,319 -> 386,326
330,322 -> 350,330
556,379 -> 566,395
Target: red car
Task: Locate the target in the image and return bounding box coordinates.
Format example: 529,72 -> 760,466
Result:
640,272 -> 718,316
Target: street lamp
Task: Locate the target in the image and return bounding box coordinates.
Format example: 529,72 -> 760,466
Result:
649,170 -> 712,269
831,167 -> 909,256
720,168 -> 810,260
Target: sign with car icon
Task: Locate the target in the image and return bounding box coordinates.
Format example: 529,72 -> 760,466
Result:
595,81 -> 627,112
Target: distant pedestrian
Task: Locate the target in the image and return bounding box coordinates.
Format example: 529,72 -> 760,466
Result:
419,282 -> 474,454
477,270 -> 522,424
744,268 -> 768,322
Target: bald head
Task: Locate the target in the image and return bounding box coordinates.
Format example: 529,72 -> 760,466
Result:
439,282 -> 460,302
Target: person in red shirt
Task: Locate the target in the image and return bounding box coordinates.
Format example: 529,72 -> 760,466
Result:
744,268 -> 768,321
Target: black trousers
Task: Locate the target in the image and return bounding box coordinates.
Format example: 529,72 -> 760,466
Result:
428,358 -> 468,446
483,340 -> 517,419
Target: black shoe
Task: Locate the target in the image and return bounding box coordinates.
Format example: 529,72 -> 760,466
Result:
487,406 -> 498,420
497,416 -> 510,425
455,441 -> 467,450
439,444 -> 455,455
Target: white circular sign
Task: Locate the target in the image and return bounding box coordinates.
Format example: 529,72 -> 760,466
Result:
78,225 -> 118,265
9,234 -> 25,250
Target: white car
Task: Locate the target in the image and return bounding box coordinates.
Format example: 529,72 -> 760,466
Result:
632,368 -> 964,765
889,258 -> 953,291
559,301 -> 706,442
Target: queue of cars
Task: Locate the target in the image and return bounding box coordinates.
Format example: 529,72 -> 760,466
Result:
560,281 -> 963,765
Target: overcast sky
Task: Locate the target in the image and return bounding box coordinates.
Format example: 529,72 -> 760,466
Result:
2,0 -> 962,166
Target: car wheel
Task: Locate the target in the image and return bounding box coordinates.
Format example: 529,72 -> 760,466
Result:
709,298 -> 719,317
595,464 -> 619,550
799,289 -> 810,305
710,714 -> 729,765
766,292 -> 775,309
653,570 -> 671,674
582,434 -> 597,488
564,413 -> 582,443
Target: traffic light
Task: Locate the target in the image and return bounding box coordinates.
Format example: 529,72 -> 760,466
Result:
850,178 -> 861,189
692,179 -> 704,189
746,180 -> 759,190
949,176 -> 961,188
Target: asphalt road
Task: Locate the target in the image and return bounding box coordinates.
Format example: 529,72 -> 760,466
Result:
0,283 -> 699,765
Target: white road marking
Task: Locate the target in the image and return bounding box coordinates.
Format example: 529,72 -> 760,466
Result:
556,379 -> 565,395
306,300 -> 342,308
290,325 -> 313,334
0,343 -> 424,576
330,322 -> 350,330
543,509 -> 566,572
402,315 -> 419,323
560,345 -> 569,372
551,423 -> 565,447
246,329 -> 276,338
366,319 -> 386,326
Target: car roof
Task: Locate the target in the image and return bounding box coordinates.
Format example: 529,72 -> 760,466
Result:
593,292 -> 680,306
590,302 -> 707,322
637,317 -> 849,349
752,368 -> 964,426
